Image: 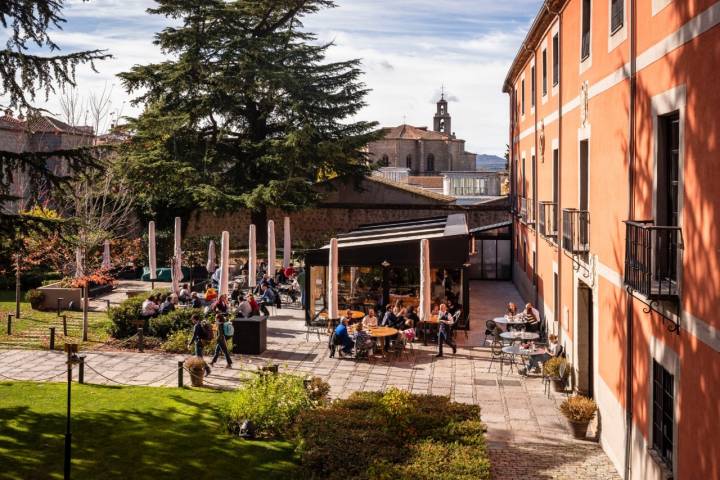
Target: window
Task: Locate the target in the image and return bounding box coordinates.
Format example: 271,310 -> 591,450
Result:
552,33 -> 559,86
542,49 -> 548,96
652,360 -> 674,469
531,154 -> 536,207
552,148 -> 559,229
426,153 -> 435,172
581,0 -> 591,61
380,154 -> 389,166
406,154 -> 412,169
611,0 -> 624,33
656,112 -> 680,282
580,141 -> 589,211
531,66 -> 536,108
522,157 -> 526,198
521,79 -> 526,115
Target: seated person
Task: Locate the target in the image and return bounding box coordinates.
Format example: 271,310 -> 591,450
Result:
211,294 -> 229,314
334,318 -> 354,357
341,309 -> 354,325
158,294 -> 175,315
506,302 -> 518,317
392,307 -> 408,330
362,309 -> 378,328
284,264 -> 296,279
246,292 -> 260,316
230,283 -> 242,304
141,295 -> 160,318
353,322 -> 373,352
405,306 -> 419,327
258,284 -> 275,316
524,302 -> 541,332
523,334 -> 560,375
178,284 -> 191,303
236,296 -> 252,318
189,291 -> 203,309
381,305 -> 396,328
204,286 -> 218,303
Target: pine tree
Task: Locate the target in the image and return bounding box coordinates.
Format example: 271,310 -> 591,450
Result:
0,0 -> 110,246
118,0 -> 380,227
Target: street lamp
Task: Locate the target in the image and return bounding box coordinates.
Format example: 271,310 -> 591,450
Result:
64,343 -> 80,480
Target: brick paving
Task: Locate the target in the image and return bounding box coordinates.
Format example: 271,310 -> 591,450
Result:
0,281 -> 619,479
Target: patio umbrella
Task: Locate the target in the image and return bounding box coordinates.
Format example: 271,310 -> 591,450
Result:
249,224 -> 257,290
283,216 -> 291,269
173,216 -> 183,292
75,247 -> 84,278
328,237 -> 339,319
206,240 -> 216,274
102,240 -> 111,270
267,220 -> 276,278
419,238 -> 431,323
170,256 -> 179,296
148,221 -> 157,281
219,230 -> 230,296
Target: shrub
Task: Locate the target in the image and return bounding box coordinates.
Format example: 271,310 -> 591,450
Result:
149,308 -> 201,339
26,289 -> 45,310
305,377 -> 330,404
543,356 -> 569,378
295,390 -> 489,480
226,373 -> 314,438
109,296 -> 145,338
560,395 -> 597,422
161,329 -> 192,354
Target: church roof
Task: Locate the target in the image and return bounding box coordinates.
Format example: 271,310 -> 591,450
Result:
382,124 -> 450,141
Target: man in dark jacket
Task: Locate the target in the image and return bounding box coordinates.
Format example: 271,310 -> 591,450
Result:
187,314 -> 211,375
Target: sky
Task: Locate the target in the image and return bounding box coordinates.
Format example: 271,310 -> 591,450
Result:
7,0 -> 542,156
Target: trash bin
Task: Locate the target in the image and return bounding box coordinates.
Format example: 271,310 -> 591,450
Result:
232,316 -> 267,355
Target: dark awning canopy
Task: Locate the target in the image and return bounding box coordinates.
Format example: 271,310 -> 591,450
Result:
304,214 -> 470,268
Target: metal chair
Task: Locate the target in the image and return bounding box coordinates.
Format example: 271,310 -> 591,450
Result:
305,311 -> 326,342
451,310 -> 468,340
483,319 -> 498,346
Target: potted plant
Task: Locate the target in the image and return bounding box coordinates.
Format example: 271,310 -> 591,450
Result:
543,357 -> 569,391
185,356 -> 207,387
560,395 -> 597,439
26,289 -> 46,310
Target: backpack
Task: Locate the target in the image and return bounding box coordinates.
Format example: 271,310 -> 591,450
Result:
223,322 -> 234,338
200,321 -> 213,342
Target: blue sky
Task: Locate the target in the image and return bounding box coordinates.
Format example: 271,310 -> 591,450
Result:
11,0 -> 542,155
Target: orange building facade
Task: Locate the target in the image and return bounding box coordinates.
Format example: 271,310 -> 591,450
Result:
504,1 -> 719,478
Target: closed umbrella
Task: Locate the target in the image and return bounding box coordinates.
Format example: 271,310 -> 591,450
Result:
75,247 -> 84,278
219,231 -> 230,296
148,221 -> 157,281
173,217 -> 183,293
283,216 -> 291,269
170,256 -> 179,296
206,240 -> 216,274
249,224 -> 257,290
267,220 -> 276,279
102,240 -> 111,270
328,237 -> 339,320
419,239 -> 431,323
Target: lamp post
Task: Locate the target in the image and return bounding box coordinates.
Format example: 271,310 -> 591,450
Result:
64,343 -> 80,480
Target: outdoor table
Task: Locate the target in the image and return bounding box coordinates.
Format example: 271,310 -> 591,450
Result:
500,331 -> 540,342
493,315 -> 529,331
419,315 -> 439,345
500,345 -> 547,375
369,326 -> 398,360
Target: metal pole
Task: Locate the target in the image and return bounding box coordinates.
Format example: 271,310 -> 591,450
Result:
15,254 -> 21,319
7,314 -> 13,335
78,356 -> 85,384
49,327 -> 56,351
64,347 -> 74,480
178,361 -> 184,388
62,315 -> 68,337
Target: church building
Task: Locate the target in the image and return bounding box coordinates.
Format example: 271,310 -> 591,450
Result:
368,95 -> 476,174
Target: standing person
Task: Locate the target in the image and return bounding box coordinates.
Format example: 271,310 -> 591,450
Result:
210,314 -> 233,368
297,268 -> 306,308
436,304 -> 457,357
187,314 -> 211,375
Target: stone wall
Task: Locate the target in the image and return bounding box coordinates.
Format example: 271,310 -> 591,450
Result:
186,201 -> 510,248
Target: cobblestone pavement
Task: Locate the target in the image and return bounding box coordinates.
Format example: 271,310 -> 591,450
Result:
0,281 -> 619,479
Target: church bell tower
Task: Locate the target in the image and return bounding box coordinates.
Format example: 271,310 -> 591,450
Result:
433,88 -> 452,136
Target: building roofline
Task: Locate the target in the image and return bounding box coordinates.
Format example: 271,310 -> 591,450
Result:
502,0 -> 567,94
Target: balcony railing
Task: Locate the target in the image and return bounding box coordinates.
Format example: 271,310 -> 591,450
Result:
562,209 -> 589,255
520,197 -> 527,220
538,201 -> 558,240
624,221 -> 683,300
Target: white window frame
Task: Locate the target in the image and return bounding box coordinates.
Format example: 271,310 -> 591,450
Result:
608,0 -> 627,52
530,59 -> 536,114
579,0 -> 593,75
648,335 -> 680,480
541,46 -> 549,103
520,74 -> 526,120
652,0 -> 673,16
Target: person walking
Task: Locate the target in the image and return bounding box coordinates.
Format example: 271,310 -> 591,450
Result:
187,313 -> 211,375
210,313 -> 233,369
435,303 -> 457,357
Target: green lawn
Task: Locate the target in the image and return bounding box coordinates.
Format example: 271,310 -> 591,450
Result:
0,382 -> 299,480
0,290 -> 111,350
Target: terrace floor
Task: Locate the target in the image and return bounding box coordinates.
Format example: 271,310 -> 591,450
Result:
0,280 -> 619,479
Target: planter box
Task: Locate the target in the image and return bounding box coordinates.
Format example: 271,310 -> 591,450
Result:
232,316 -> 267,355
37,282 -> 82,311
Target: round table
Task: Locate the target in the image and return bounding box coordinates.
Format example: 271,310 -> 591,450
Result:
368,327 -> 398,360
501,345 -> 547,356
500,331 -> 540,341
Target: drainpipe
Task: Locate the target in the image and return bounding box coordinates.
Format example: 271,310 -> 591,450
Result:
523,41 -> 540,309
624,0 -> 637,478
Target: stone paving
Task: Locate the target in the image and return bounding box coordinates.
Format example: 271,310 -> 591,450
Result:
0,281 -> 620,479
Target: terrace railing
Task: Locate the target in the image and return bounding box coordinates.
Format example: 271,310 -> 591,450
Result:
562,209 -> 589,257
624,221 -> 683,300
538,201 -> 558,241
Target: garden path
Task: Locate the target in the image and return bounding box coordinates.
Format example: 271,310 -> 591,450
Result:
0,281 -> 619,479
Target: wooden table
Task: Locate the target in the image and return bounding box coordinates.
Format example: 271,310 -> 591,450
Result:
368,327 -> 398,360
419,315 -> 439,345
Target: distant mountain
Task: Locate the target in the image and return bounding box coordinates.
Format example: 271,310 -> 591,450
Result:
475,154 -> 507,172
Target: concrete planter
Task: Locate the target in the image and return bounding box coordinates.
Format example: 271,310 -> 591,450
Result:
37,283 -> 82,311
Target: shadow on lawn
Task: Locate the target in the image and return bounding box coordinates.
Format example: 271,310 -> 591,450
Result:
0,403 -> 297,480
